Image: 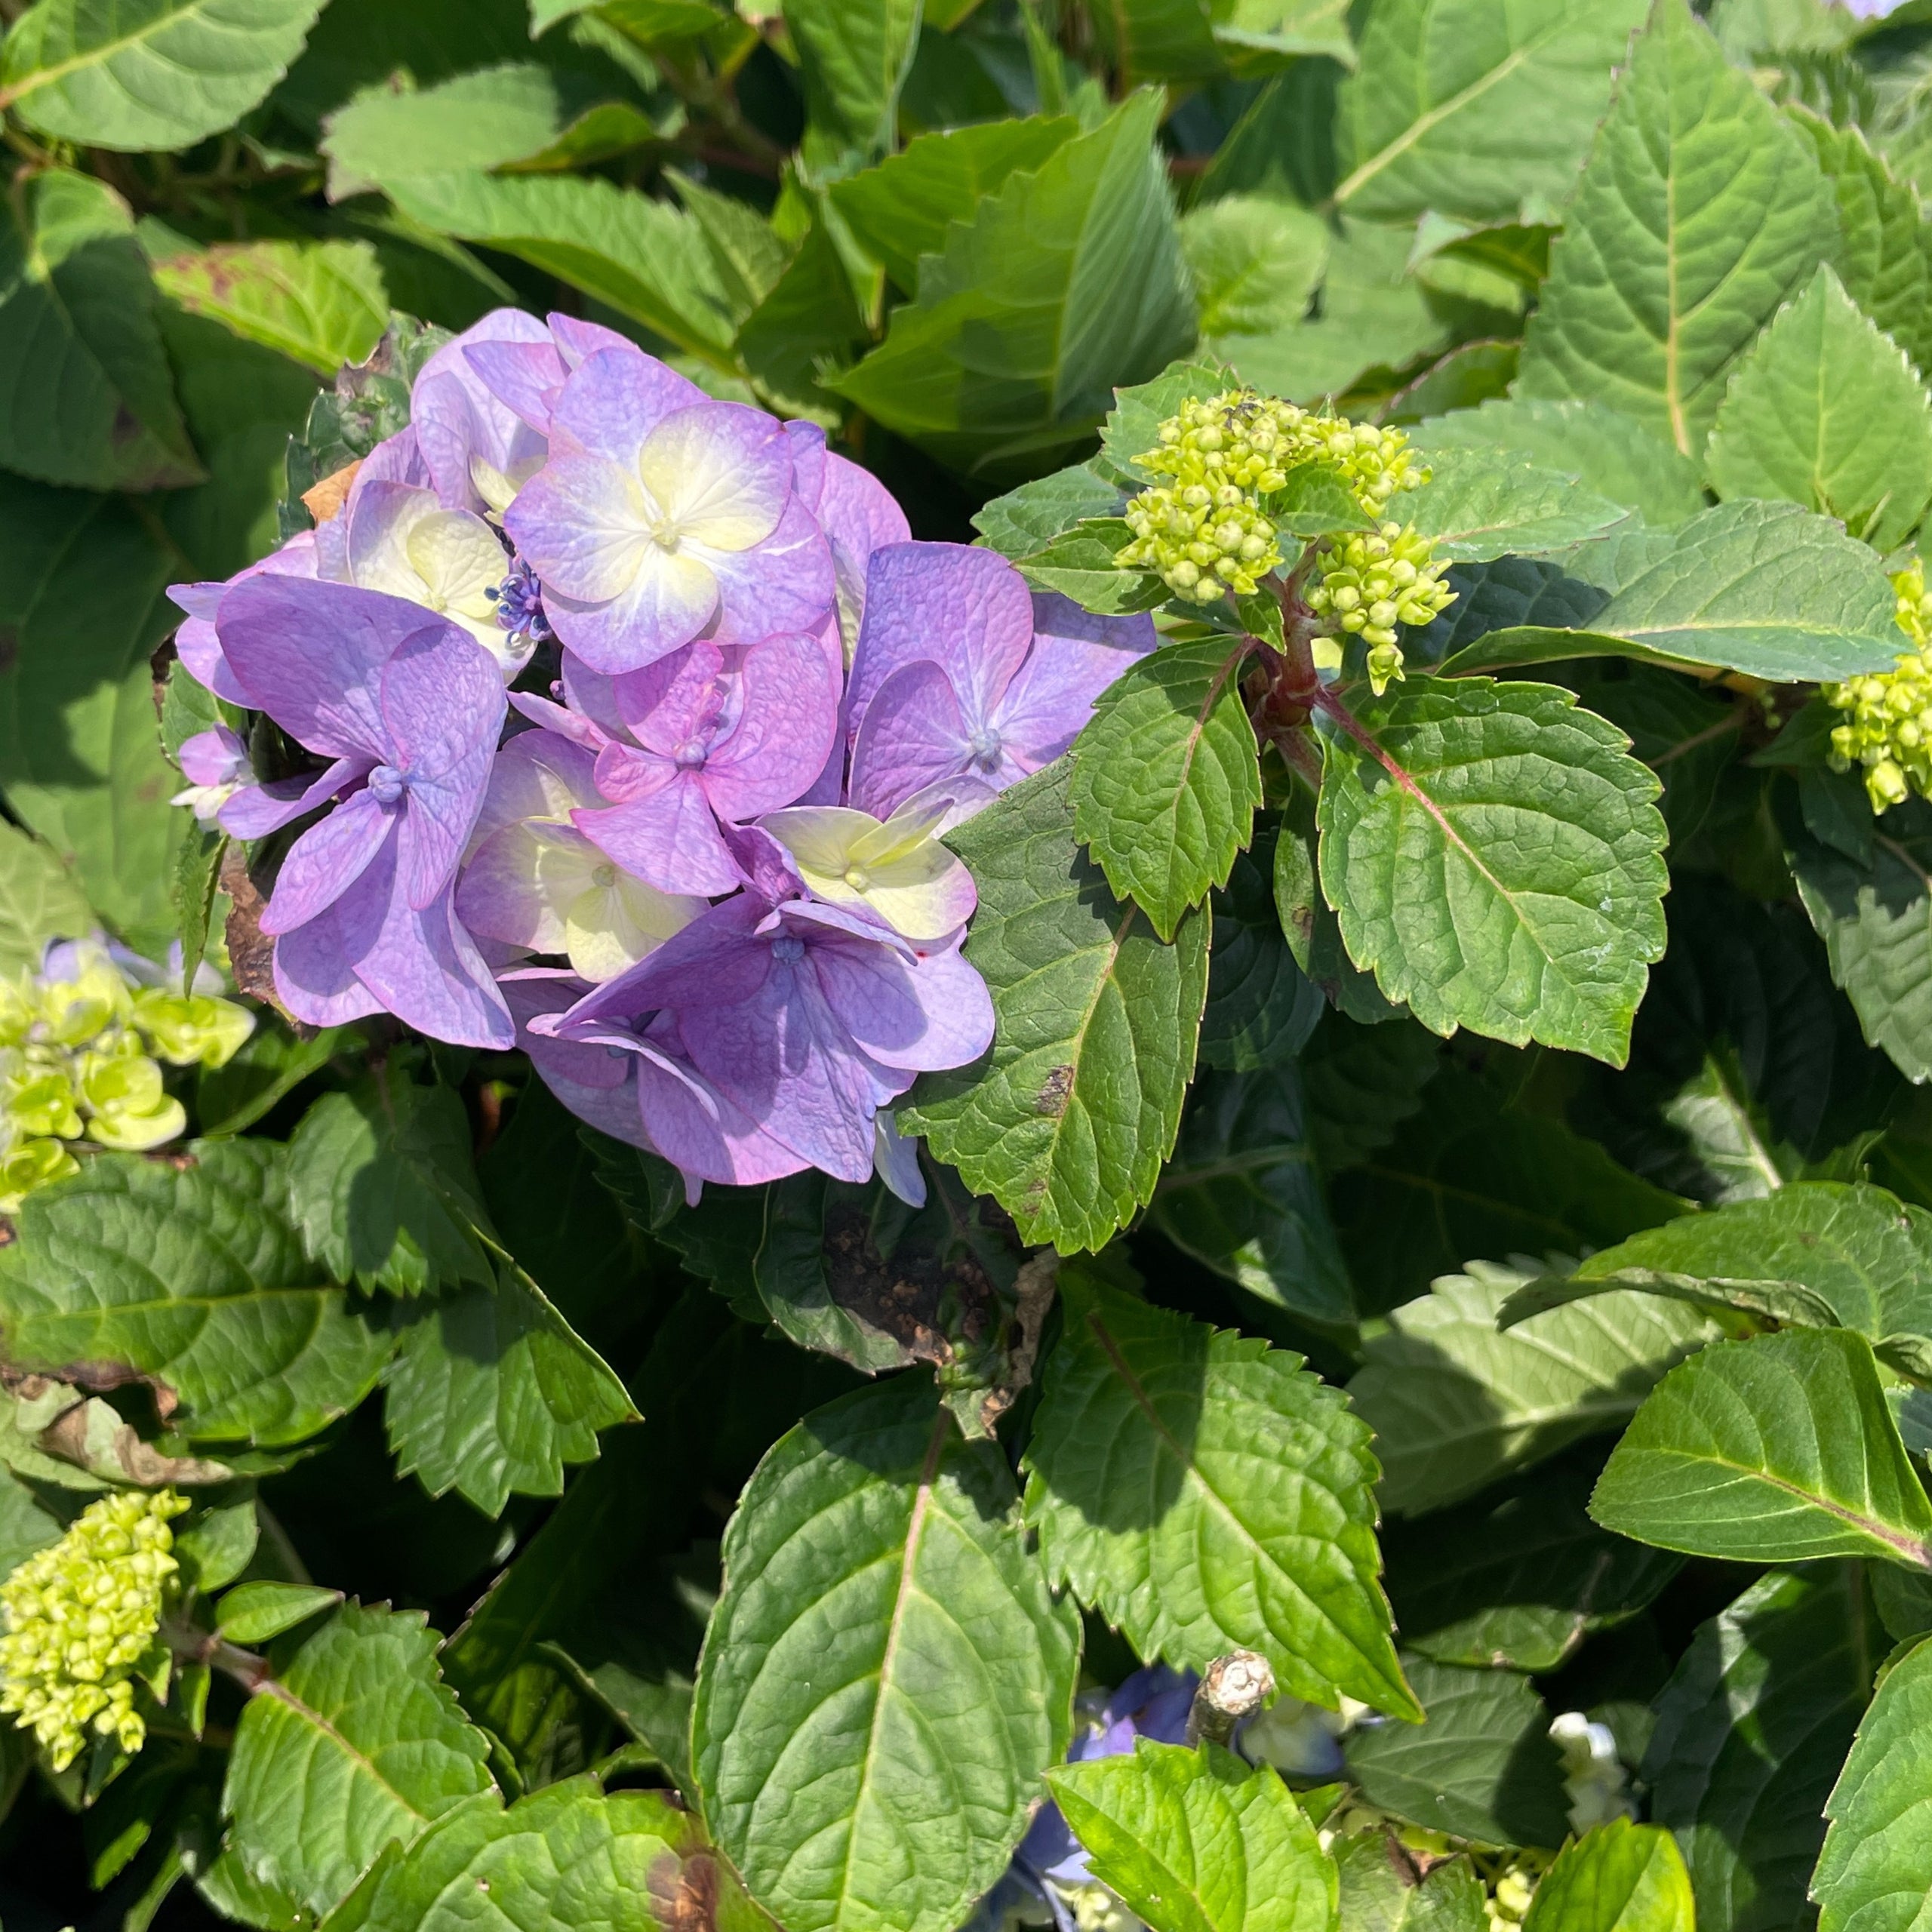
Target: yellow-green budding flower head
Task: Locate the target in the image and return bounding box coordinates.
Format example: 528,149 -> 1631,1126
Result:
0,1487 -> 187,1770
1305,522 -> 1457,695
1824,559 -> 1932,812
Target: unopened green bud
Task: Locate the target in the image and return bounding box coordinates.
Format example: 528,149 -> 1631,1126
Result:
1822,558 -> 1932,811
131,990 -> 254,1070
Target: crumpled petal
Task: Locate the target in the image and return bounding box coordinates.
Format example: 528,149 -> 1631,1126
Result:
218,755 -> 373,840
574,774 -> 743,899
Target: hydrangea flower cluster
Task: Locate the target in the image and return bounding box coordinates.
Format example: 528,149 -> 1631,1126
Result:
0,940 -> 252,1212
0,1487 -> 187,1770
168,312 -> 1155,1202
1111,389 -> 1452,692
1823,558 -> 1932,811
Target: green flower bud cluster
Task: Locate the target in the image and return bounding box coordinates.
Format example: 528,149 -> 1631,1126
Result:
0,943 -> 253,1214
0,1487 -> 188,1770
1304,521 -> 1457,694
1824,559 -> 1932,812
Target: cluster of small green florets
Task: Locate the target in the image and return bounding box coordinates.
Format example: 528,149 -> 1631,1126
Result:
1304,521 -> 1457,694
1823,559 -> 1932,811
0,942 -> 253,1213
0,1487 -> 187,1770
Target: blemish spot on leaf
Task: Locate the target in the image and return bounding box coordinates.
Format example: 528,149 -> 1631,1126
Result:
1036,1066 -> 1075,1117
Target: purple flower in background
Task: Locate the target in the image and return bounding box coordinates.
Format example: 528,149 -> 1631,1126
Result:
504,344 -> 834,674
845,544 -> 1156,821
171,726 -> 251,824
212,576 -> 512,1048
561,632 -> 840,898
540,890 -> 992,1186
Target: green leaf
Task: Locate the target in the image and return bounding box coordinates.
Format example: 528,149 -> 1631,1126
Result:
1197,826 -> 1324,1072
1045,1739 -> 1335,1932
1023,1264 -> 1417,1718
1706,264 -> 1932,550
900,760 -> 1210,1255
383,171 -> 737,368
196,1022 -> 358,1140
974,463 -> 1124,561
0,169 -> 200,491
223,1603 -> 495,1918
287,1070 -> 494,1297
1097,354 -> 1235,485
148,240 -> 388,377
1274,792 -> 1404,1026
321,1779 -> 771,1932
691,1373 -> 1080,1932
1789,106 -> 1932,382
1792,798 -> 1932,1087
1591,1328 -> 1932,1568
1088,0 -> 1224,86
1444,500 -> 1903,688
1516,0 -> 1837,457
382,1253 -> 635,1518
1071,635 -> 1261,942
0,1141 -> 395,1448
0,1465 -> 68,1578
1149,1066 -> 1352,1327
828,117 -> 1079,293
217,1581 -> 344,1644
1300,1012 -> 1441,1171
1813,1631 -> 1932,1932
1211,0 -> 1353,73
1521,1820 -> 1695,1932
734,204 -> 867,414
1550,1183 -> 1932,1343
1398,445 -> 1633,564
830,91 -> 1196,480
0,820 -> 93,976
1411,398 -> 1707,531
1316,676 -> 1669,1065
1645,1565 -> 1882,1932
1343,1654 -> 1568,1850
0,0 -> 323,150
1381,1451 -> 1682,1673
1178,195 -> 1327,338
1334,0 -> 1651,225
1347,1256 -> 1714,1515
787,0 -> 919,177
1013,518 -> 1168,615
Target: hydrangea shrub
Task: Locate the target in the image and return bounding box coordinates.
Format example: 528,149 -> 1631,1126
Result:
5,2 -> 1932,1930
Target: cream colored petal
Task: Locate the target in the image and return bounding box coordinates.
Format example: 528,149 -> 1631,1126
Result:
636,411 -> 786,552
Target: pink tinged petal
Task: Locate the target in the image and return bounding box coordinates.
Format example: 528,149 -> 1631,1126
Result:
818,451 -> 912,658
217,578 -> 423,759
574,781 -> 742,897
260,792 -> 396,936
461,339 -> 568,438
510,690 -> 609,754
847,542 -> 1033,741
614,641 -> 728,757
218,755 -> 374,839
399,765 -> 496,909
457,825 -> 565,952
505,455 -> 654,604
638,403 -> 790,549
786,418 -> 828,503
847,660 -> 976,820
414,311 -> 554,505
473,728 -> 601,843
700,631 -> 840,821
635,1042 -> 807,1189
355,429 -> 431,492
547,343 -> 707,465
540,543 -> 719,677
992,592 -> 1158,766
703,494 -> 836,646
718,822 -> 803,906
592,740 -> 679,807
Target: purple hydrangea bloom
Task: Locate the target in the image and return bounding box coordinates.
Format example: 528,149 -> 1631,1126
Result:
552,632 -> 840,898
212,576 -> 512,1048
171,725 -> 251,824
537,888 -> 991,1186
410,309 -> 555,515
503,343 -> 835,675
845,544 -> 1157,821
169,532 -> 320,706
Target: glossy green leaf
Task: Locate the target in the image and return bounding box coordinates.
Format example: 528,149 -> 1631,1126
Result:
1023,1265 -> 1417,1718
1398,445 -> 1632,564
1521,1820 -> 1695,1932
832,91 -> 1197,479
1348,1257 -> 1714,1515
691,1374 -> 1080,1932
322,1779 -> 771,1932
217,1581 -> 344,1644
1592,1328 -> 1932,1568
828,117 -> 1078,294
0,169 -> 200,491
1343,1654 -> 1568,1850
223,1603 -> 495,1917
973,463 -> 1124,561
287,1070 -> 494,1297
1071,635 -> 1261,942
1645,1566 -> 1882,1932
1179,195 -> 1327,338
788,0 -> 920,177
1813,1632 -> 1932,1932
1316,676 -> 1669,1065
1516,0 -> 1837,456
0,0 -> 323,150
1334,0 -> 1650,225
1706,264 -> 1932,550
901,760 -> 1210,1255
1046,1740 -> 1335,1932
148,238 -> 387,377
0,1141 -> 395,1448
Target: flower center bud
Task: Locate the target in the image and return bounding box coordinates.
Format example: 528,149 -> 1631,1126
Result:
649,515 -> 684,553
966,725 -> 1003,771
591,863 -> 618,890
368,764 -> 408,805
843,864 -> 871,890
672,738 -> 709,770
771,936 -> 805,964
